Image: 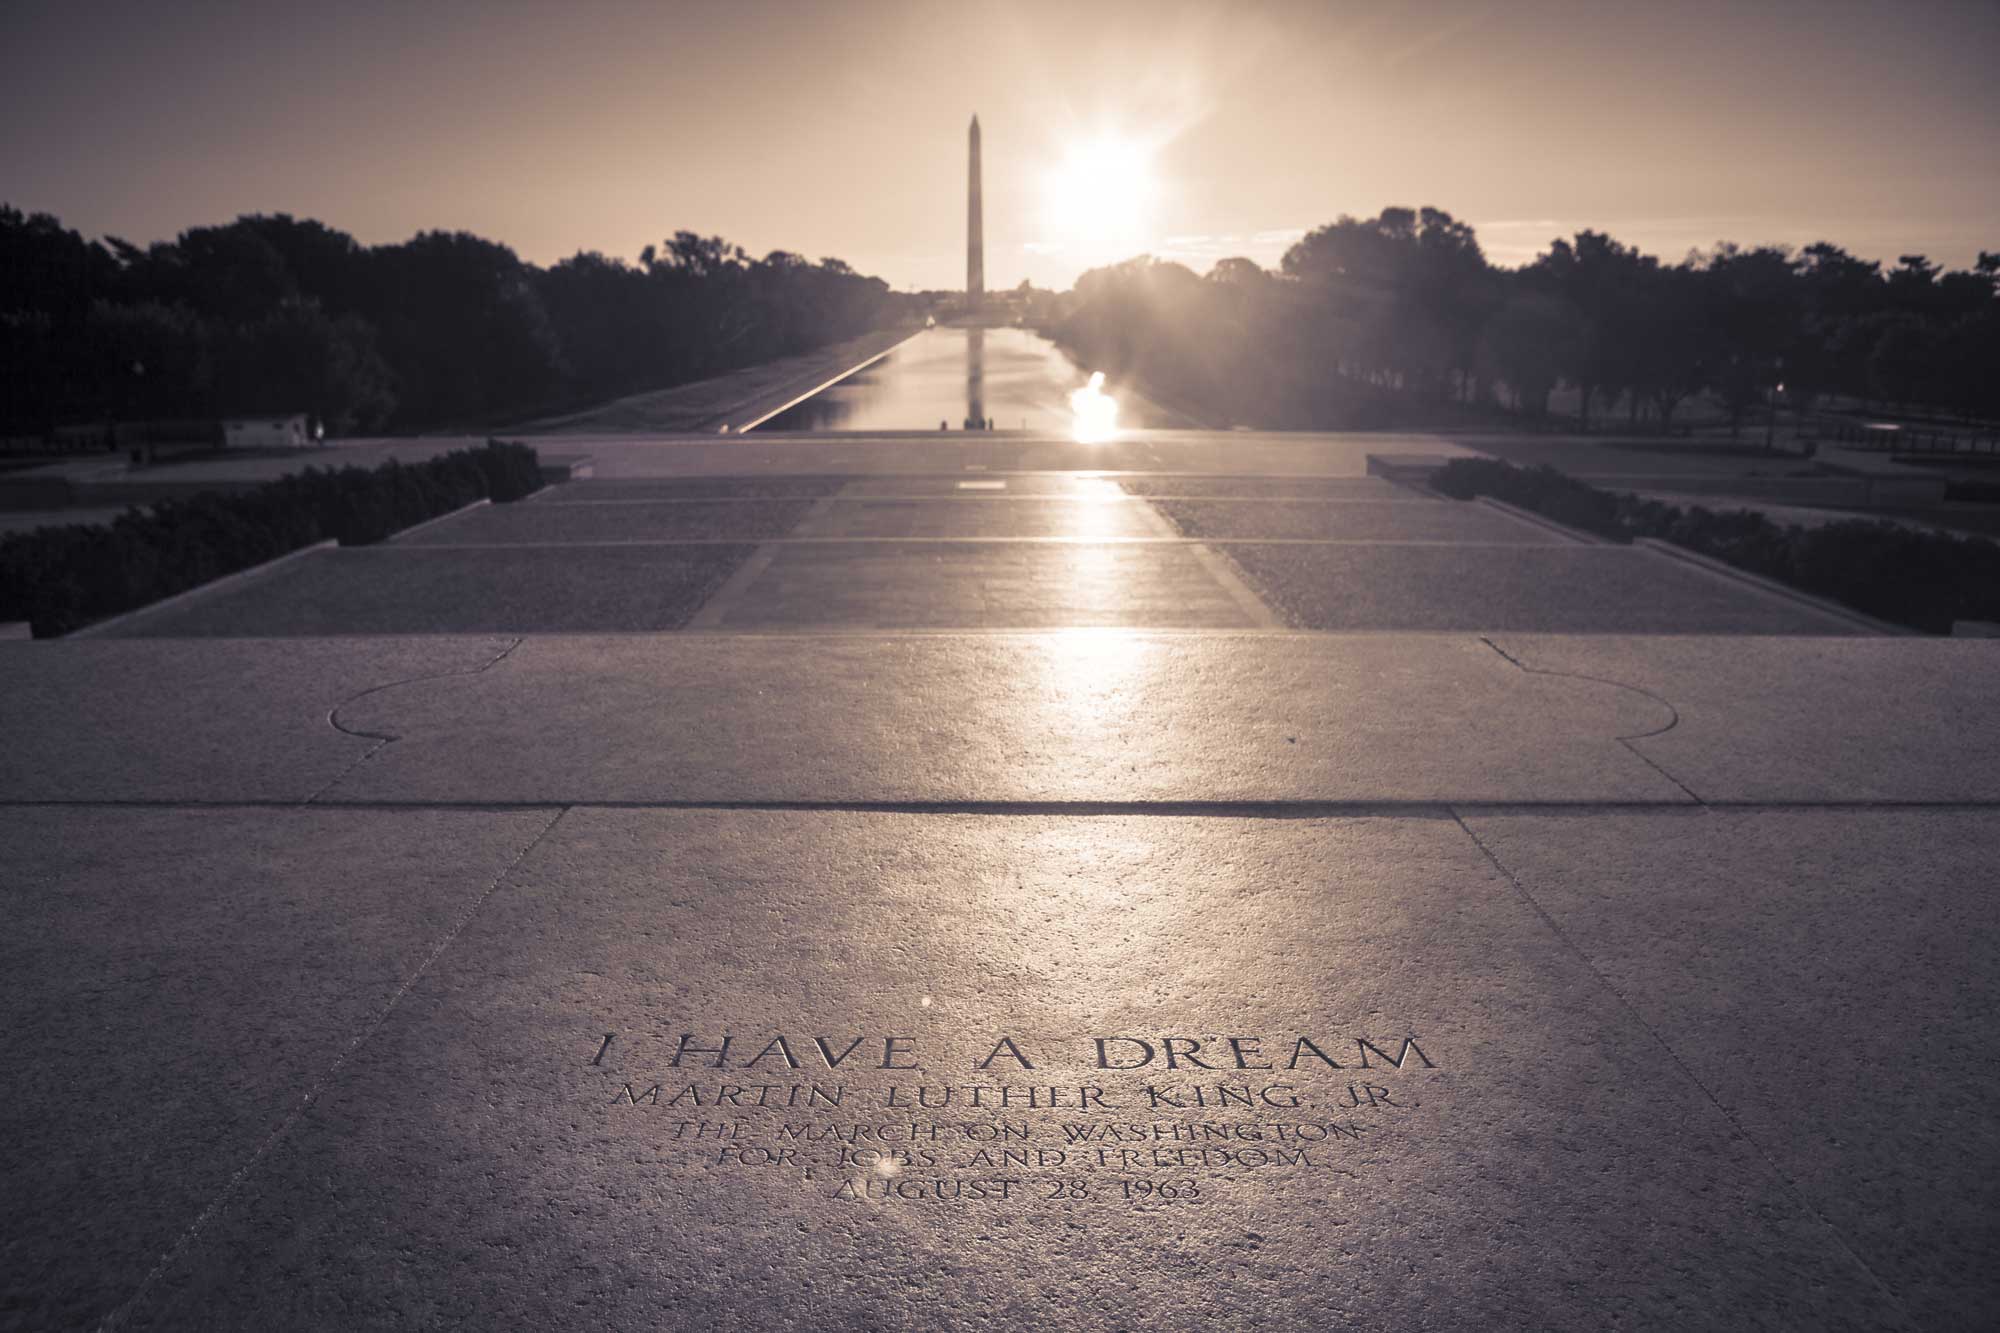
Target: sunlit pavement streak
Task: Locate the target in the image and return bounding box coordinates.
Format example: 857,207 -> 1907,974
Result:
5,430 -> 1997,1330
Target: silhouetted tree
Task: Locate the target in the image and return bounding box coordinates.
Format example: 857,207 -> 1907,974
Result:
1,205 -> 901,436
1048,207 -> 1995,434
1868,315 -> 1944,408
83,300 -> 213,419
9,199 -> 1993,440
214,305 -> 394,431
1478,289 -> 1579,416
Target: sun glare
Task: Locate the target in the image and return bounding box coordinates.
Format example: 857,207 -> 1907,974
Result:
1041,134 -> 1158,259
1069,371 -> 1120,443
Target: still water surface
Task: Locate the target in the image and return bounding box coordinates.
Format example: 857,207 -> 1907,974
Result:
753,327 -> 1186,432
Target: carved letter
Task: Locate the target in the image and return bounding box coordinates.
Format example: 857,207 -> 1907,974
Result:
1227,1037 -> 1273,1070
814,1036 -> 867,1068
745,1036 -> 802,1069
672,1034 -> 732,1068
1286,1036 -> 1343,1069
1095,1037 -> 1155,1069
1356,1036 -> 1434,1070
975,1036 -> 1036,1071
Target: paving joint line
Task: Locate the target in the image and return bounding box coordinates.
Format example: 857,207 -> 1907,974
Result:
343,537 -> 1601,548
1445,806 -> 1912,1323
1114,483 -> 1285,629
683,538 -> 794,630
12,797 -> 2000,815
529,495 -> 1434,506
782,491 -> 845,540
94,804 -> 572,1333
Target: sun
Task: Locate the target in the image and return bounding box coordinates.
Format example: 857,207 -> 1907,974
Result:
1040,134 -> 1158,260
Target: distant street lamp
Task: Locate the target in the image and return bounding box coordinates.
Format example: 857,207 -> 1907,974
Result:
1764,356 -> 1783,452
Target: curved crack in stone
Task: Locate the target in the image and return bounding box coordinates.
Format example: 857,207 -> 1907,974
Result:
1479,635 -> 1699,803
305,638 -> 525,803
1479,635 -> 1682,742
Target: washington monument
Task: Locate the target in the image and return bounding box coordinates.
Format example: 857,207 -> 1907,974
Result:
967,114 -> 983,309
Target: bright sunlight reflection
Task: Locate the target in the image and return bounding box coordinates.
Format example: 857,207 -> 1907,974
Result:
1037,627 -> 1151,725
1069,371 -> 1120,443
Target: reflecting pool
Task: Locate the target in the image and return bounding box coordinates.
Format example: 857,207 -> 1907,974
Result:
752,326 -> 1188,432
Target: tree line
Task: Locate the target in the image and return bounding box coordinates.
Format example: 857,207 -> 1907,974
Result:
1050,207 -> 2000,432
0,207 -> 901,437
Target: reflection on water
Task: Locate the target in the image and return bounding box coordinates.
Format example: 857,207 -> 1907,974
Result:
1068,371 -> 1119,443
968,328 -> 984,430
753,326 -> 1184,432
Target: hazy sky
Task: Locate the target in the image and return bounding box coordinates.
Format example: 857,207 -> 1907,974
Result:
3,0 -> 1995,290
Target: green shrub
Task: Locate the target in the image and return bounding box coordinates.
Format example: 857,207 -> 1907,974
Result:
1433,456 -> 2000,633
472,439 -> 545,501
0,439 -> 541,636
1784,521 -> 2000,633
1432,459 -> 1630,540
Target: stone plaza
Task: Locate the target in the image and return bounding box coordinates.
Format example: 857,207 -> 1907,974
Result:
4,428 -> 1997,1329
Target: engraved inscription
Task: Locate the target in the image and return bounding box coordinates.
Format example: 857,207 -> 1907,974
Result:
591,1026 -> 1440,1206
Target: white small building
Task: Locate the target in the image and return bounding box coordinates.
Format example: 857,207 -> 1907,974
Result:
223,414 -> 315,449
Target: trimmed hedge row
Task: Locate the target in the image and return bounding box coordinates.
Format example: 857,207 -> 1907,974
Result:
1432,457 -> 2000,634
1943,478 -> 2000,504
1,439 -> 542,637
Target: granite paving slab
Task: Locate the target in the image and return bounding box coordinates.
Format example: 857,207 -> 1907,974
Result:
703,542 -> 1258,628
1156,498 -> 1568,543
0,636 -> 515,802
1222,543 -> 1865,633
1496,632 -> 2000,800
1116,475 -> 1419,499
544,477 -> 848,500
1458,807 -> 2000,1329
16,634 -> 1989,811
830,474 -> 1138,497
0,806 -> 560,1330
106,545 -> 757,637
1488,635 -> 2000,801
113,809 -> 1904,1330
324,633 -> 1680,805
395,498 -> 816,544
790,497 -> 1162,539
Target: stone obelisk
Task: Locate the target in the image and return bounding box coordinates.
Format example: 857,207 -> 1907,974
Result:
967,114 -> 984,311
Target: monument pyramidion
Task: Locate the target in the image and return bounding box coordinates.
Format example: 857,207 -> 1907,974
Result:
968,113 -> 983,310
